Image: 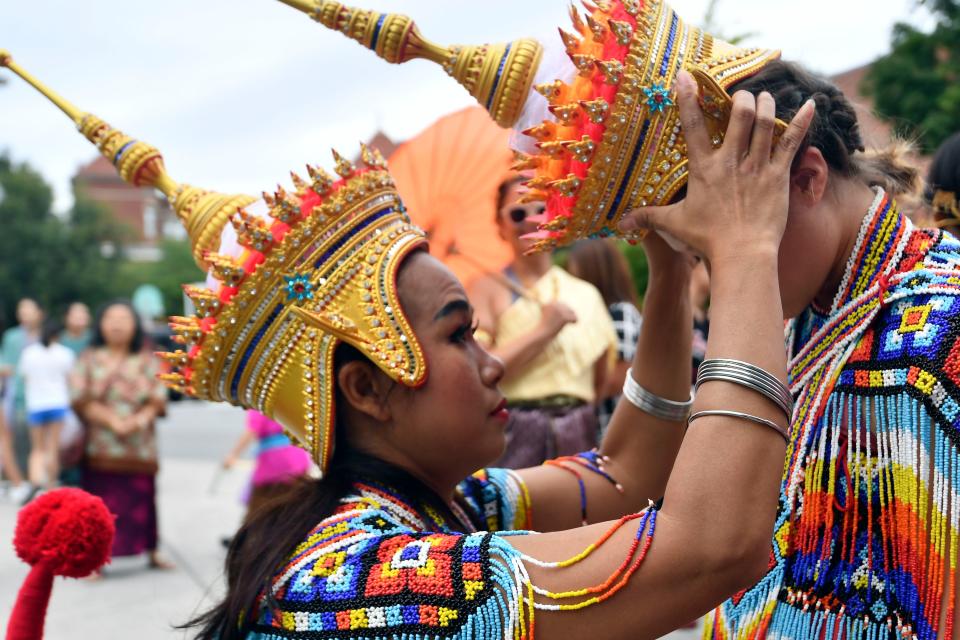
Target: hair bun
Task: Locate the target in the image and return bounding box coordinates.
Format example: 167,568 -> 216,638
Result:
855,140 -> 922,198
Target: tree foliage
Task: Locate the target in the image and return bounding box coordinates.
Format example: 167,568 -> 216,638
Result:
0,154 -> 202,329
621,241 -> 649,306
863,0 -> 960,153
116,239 -> 204,318
0,155 -> 128,326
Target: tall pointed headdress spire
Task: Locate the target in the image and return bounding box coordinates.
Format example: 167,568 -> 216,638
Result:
0,50 -> 255,268
275,0 -> 543,128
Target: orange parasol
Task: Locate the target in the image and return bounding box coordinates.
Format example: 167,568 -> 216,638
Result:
388,106 -> 515,288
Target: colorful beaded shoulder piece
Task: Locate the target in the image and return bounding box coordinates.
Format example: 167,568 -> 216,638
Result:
249,467 -> 659,639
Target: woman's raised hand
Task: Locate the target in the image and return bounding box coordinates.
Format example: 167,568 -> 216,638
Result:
619,71 -> 815,266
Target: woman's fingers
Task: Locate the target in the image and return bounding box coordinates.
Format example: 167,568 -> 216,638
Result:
618,203 -> 681,236
748,92 -> 777,162
674,71 -> 712,170
621,87 -> 811,260
772,99 -> 816,167
722,91 -> 758,161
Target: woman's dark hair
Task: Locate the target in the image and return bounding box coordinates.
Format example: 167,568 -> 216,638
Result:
40,318 -> 63,348
729,60 -> 920,197
566,239 -> 639,308
184,342 -> 467,639
91,299 -> 144,354
925,131 -> 960,205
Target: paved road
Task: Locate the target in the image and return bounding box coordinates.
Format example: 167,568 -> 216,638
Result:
0,401 -> 702,639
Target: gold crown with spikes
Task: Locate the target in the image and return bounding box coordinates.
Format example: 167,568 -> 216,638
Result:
276,0 -> 542,128
282,0 -> 787,250
0,50 -> 256,269
159,147 -> 428,473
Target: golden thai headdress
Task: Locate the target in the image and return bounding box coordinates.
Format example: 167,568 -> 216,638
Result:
2,52 -> 429,473
280,0 -> 787,250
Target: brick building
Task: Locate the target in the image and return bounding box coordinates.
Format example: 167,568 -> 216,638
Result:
72,155 -> 184,260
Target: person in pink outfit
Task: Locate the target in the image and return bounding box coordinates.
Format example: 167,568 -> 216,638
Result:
223,410 -> 312,524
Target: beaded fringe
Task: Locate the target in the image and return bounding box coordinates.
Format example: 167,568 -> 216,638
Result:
706,392 -> 960,640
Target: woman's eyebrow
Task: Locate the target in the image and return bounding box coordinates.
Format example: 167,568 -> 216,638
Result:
433,299 -> 471,321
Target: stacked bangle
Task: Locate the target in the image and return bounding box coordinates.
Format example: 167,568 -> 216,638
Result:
696,358 -> 793,418
622,368 -> 694,422
688,410 -> 790,441
692,358 -> 792,441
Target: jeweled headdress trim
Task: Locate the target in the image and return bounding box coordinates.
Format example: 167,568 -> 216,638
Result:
162,151 -> 428,472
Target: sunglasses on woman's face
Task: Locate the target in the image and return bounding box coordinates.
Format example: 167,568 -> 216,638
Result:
507,204 -> 547,225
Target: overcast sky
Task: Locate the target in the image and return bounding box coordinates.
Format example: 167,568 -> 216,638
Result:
1,0 -> 933,213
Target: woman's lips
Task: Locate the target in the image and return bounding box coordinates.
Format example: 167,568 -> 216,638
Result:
490,398 -> 509,422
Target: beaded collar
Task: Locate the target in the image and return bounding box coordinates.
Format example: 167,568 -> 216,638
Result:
788,189 -> 911,387
827,188 -> 910,315
337,478 -> 478,535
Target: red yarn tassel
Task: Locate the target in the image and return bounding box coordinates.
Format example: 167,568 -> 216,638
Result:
5,562 -> 54,640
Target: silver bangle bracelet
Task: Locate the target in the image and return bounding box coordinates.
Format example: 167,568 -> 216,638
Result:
696,359 -> 793,418
688,409 -> 789,441
622,368 -> 694,422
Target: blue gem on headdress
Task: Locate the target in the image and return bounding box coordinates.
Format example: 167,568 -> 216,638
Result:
285,274 -> 315,302
643,84 -> 674,113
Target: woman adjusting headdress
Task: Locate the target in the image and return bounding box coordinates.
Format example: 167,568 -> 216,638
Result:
4,22 -> 817,639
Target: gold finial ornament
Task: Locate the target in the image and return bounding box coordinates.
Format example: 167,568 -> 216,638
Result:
359,142 -> 387,169
331,149 -> 356,178
0,50 -> 255,269
275,0 -> 543,128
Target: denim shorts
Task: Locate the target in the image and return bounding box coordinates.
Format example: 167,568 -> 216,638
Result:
27,407 -> 68,426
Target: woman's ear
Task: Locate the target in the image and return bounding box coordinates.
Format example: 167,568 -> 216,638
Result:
790,146 -> 830,207
337,361 -> 393,423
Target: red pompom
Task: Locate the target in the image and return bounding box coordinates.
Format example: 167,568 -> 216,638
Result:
13,488 -> 115,578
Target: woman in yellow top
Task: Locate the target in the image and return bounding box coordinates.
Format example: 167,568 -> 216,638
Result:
470,178 -> 617,467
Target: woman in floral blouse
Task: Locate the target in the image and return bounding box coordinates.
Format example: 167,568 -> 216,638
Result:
71,299 -> 170,570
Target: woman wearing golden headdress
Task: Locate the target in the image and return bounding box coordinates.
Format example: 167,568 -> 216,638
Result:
179,84 -> 806,640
